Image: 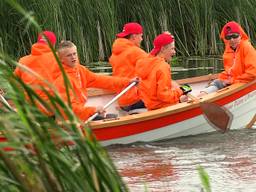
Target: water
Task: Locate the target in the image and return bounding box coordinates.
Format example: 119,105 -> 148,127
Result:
108,129 -> 256,192
87,57 -> 223,80
90,58 -> 255,191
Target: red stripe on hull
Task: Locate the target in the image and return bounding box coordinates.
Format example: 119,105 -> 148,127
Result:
94,83 -> 256,141
0,82 -> 255,145
93,107 -> 202,141
216,83 -> 256,106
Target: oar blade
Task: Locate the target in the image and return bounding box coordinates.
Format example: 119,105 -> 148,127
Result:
246,114 -> 256,129
200,102 -> 233,133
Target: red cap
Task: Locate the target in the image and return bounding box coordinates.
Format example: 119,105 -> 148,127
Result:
116,22 -> 143,38
37,31 -> 56,45
150,33 -> 174,56
223,21 -> 240,36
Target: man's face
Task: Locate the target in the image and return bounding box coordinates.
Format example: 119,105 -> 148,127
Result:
130,33 -> 143,47
225,33 -> 241,49
162,42 -> 176,61
59,46 -> 78,68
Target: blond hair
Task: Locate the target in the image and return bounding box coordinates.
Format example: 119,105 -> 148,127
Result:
58,40 -> 76,52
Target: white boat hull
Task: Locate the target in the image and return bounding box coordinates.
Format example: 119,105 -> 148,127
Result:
88,78 -> 256,146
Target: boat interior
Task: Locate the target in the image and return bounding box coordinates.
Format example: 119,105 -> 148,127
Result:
86,74 -> 218,119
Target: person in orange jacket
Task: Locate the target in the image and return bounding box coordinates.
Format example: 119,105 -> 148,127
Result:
14,31 -> 59,115
199,21 -> 256,95
54,41 -> 131,121
135,33 -> 189,110
109,22 -> 148,112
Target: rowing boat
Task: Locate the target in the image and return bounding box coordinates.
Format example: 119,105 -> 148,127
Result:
87,74 -> 256,146
1,75 -> 255,147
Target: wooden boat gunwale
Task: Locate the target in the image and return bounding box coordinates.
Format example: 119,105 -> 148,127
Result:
88,75 -> 256,129
1,74 -> 254,147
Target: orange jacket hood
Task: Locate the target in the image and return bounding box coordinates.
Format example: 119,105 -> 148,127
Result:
54,63 -> 79,78
31,43 -> 52,56
109,38 -> 148,106
136,55 -> 164,79
15,43 -> 57,115
135,55 -> 182,110
111,38 -> 137,55
53,64 -> 130,121
218,22 -> 256,83
220,21 -> 249,43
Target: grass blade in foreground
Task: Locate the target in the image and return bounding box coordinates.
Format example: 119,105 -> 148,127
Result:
0,1 -> 128,191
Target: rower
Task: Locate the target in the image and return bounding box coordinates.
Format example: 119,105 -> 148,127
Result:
198,21 -> 256,96
109,22 -> 148,112
54,40 -> 133,121
14,31 -> 58,116
135,32 -> 190,110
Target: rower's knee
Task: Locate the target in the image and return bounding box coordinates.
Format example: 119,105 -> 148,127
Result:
201,79 -> 226,94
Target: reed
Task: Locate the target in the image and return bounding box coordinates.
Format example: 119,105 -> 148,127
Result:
197,166 -> 211,192
0,2 -> 229,191
0,1 -> 128,191
1,0 -> 256,63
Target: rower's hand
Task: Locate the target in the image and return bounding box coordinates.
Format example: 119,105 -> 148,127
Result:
179,95 -> 189,103
222,79 -> 232,86
130,77 -> 140,85
95,106 -> 106,115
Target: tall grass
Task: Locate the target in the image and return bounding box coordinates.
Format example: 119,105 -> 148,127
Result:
1,0 -> 256,63
0,1 -> 128,191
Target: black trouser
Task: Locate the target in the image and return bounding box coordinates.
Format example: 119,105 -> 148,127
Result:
92,113 -> 118,121
120,100 -> 145,112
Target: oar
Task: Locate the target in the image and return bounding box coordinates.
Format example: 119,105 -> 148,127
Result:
246,114 -> 256,129
86,81 -> 138,122
187,93 -> 233,133
0,94 -> 15,112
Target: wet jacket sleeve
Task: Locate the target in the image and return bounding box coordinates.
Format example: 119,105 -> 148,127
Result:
218,48 -> 232,81
54,76 -> 96,121
156,70 -> 183,104
218,70 -> 229,81
235,44 -> 256,83
129,48 -> 148,67
14,67 -> 21,77
72,105 -> 96,121
81,67 -> 130,92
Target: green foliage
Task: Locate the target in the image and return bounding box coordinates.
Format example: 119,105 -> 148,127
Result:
0,1 -> 128,191
1,0 -> 256,63
0,49 -> 128,192
197,166 -> 211,192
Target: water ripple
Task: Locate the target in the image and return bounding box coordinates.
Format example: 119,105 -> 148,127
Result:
108,129 -> 256,191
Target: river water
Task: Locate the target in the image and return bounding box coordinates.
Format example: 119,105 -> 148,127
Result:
89,58 -> 255,192
108,128 -> 256,192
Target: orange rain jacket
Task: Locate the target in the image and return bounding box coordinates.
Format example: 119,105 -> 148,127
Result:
53,64 -> 130,121
109,38 -> 148,107
219,23 -> 256,83
14,43 -> 58,114
135,55 -> 183,110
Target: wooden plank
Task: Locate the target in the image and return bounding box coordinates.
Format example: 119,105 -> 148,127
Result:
89,80 -> 256,129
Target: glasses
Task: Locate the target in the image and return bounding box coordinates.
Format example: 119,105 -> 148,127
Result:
225,33 -> 240,40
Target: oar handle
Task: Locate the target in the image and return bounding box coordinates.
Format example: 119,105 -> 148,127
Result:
187,93 -> 200,103
0,94 -> 15,111
87,112 -> 101,122
86,81 -> 138,122
102,81 -> 137,110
